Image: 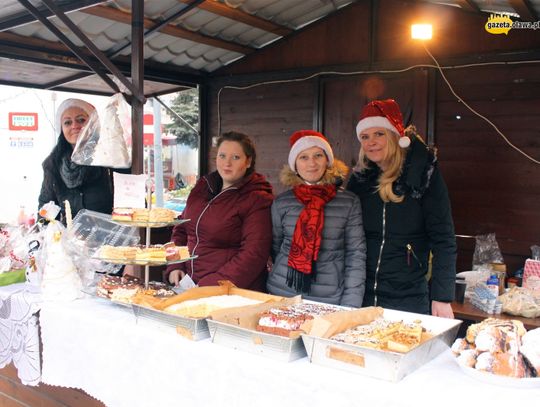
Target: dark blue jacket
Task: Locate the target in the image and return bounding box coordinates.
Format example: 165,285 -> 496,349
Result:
347,135 -> 456,314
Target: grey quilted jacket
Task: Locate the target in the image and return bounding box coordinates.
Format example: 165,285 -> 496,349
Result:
267,160 -> 366,307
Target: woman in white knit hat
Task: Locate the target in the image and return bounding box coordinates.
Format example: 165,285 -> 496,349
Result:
38,98 -> 114,222
267,130 -> 366,307
347,99 -> 456,318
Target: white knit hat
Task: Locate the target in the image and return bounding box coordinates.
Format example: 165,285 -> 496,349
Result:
288,130 -> 334,171
55,98 -> 96,132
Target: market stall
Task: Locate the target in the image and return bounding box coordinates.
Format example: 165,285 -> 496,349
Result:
1,284 -> 539,407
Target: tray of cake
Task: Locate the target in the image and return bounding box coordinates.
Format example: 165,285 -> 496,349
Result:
111,207 -> 187,228
129,282 -> 284,340
206,298 -> 348,362
95,242 -> 196,266
451,318 -> 540,387
94,274 -> 176,303
300,307 -> 462,382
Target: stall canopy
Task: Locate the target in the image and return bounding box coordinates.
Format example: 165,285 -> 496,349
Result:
0,0 -> 538,97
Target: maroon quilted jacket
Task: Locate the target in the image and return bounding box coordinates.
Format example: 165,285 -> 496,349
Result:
166,171 -> 273,290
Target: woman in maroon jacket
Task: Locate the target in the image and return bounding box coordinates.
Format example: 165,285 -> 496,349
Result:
166,131 -> 273,291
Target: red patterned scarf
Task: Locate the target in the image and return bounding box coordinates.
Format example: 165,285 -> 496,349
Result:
287,184 -> 337,293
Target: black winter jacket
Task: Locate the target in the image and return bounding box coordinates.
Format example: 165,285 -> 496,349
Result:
38,134 -> 114,222
347,135 -> 456,314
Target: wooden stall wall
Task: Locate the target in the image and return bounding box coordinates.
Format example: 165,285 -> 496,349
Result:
208,0 -> 540,275
435,63 -> 540,273
207,81 -> 316,194
321,69 -> 431,169
320,65 -> 540,274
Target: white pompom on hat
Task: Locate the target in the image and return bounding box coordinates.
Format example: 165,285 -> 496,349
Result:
288,130 -> 334,171
55,98 -> 96,133
355,99 -> 410,148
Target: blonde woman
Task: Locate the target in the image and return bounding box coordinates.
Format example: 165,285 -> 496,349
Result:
347,99 -> 456,317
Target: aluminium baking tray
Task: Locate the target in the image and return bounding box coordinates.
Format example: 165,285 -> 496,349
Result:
206,319 -> 306,362
301,308 -> 462,382
130,304 -> 210,340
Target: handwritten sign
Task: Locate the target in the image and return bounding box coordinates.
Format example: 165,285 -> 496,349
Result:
113,173 -> 147,209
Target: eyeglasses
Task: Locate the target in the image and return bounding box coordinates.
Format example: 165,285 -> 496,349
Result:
62,117 -> 87,127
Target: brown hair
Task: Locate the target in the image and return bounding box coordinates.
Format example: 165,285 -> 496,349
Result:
216,131 -> 257,176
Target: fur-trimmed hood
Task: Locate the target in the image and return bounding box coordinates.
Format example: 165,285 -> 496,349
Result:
279,159 -> 349,187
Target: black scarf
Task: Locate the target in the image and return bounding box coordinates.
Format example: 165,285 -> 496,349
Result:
59,153 -> 87,188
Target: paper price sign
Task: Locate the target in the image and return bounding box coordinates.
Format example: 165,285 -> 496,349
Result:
113,173 -> 147,209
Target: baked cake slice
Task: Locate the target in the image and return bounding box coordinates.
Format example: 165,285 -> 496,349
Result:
256,303 -> 342,337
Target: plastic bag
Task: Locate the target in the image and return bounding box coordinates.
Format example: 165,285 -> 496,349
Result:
0,225 -> 29,272
499,287 -> 540,318
39,220 -> 83,301
472,233 -> 504,270
63,209 -> 140,287
531,245 -> 540,261
25,222 -> 45,286
71,93 -> 132,168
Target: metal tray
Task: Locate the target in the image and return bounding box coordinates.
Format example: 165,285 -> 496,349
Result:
130,303 -> 210,340
301,308 -> 462,382
207,319 -> 306,362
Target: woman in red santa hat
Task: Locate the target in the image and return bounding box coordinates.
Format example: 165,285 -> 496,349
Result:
267,130 -> 366,307
347,99 -> 456,317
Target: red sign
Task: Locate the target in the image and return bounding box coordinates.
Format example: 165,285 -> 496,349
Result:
143,113 -> 154,145
9,112 -> 38,131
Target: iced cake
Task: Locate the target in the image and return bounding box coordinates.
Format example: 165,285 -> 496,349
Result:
256,303 -> 342,336
331,318 -> 425,353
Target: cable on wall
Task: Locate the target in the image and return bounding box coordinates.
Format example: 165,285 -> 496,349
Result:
422,44 -> 540,165
216,58 -> 540,164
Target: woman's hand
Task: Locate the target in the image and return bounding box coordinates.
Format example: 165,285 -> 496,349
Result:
168,269 -> 186,286
431,300 -> 454,318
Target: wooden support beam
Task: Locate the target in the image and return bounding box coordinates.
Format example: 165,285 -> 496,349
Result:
178,0 -> 292,37
83,5 -> 254,55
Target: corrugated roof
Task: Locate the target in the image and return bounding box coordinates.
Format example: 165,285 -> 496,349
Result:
0,0 -> 538,96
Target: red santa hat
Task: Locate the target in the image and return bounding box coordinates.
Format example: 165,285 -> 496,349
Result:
355,99 -> 410,148
288,130 -> 334,171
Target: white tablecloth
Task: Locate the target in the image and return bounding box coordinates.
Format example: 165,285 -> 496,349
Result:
0,282 -> 42,385
39,297 -> 540,407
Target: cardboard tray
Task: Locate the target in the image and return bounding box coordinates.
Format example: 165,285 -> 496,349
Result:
207,298 -> 350,362
129,283 -> 284,341
301,308 -> 462,382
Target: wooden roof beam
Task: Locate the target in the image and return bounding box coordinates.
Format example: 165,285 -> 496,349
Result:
0,0 -> 107,31
83,5 -> 254,55
0,32 -> 205,86
177,0 -> 293,37
508,0 -> 539,21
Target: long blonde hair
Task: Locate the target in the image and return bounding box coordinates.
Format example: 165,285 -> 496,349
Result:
357,128 -> 407,203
